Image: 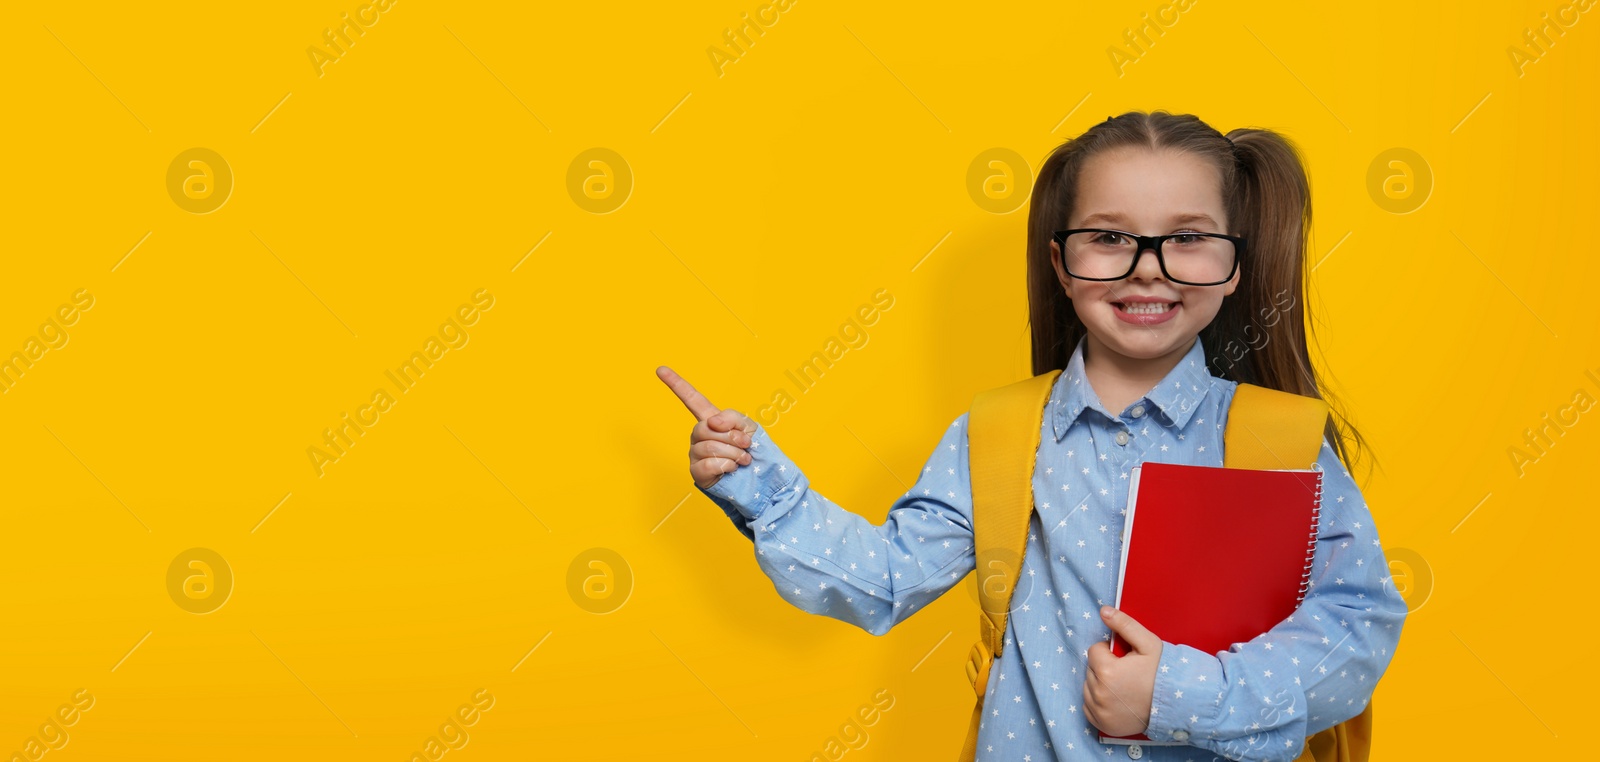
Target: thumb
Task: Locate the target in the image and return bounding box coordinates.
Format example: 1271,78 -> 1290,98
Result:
1100,606 -> 1161,655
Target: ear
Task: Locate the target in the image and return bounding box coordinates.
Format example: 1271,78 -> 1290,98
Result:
1221,259 -> 1241,297
1050,240 -> 1075,299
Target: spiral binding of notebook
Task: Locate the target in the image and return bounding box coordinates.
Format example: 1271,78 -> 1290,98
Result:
1294,470 -> 1324,604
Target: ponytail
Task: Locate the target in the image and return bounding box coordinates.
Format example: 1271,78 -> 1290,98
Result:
1210,129 -> 1369,472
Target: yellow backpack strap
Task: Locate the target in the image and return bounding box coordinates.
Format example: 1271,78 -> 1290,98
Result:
958,368 -> 1060,762
1222,383 -> 1330,470
1225,384 -> 1371,762
957,379 -> 1362,761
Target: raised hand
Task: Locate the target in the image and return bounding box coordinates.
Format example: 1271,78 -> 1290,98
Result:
657,366 -> 758,490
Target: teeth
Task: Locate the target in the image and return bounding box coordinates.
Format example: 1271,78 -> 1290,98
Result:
1120,302 -> 1173,315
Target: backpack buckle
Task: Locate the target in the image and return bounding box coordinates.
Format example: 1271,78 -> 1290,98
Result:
965,638 -> 993,698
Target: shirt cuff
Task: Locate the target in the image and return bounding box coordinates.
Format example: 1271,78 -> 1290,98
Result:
695,421 -> 799,536
1146,640 -> 1224,744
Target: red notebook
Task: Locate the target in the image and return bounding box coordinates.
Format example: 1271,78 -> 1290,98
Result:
1098,461 -> 1322,746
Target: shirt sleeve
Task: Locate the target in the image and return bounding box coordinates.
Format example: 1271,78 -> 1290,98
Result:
697,413 -> 977,636
1141,439 -> 1408,760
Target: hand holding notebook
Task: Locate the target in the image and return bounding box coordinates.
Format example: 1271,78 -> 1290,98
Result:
1097,461 -> 1324,745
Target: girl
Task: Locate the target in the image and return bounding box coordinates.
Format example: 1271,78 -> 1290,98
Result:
658,110 -> 1406,761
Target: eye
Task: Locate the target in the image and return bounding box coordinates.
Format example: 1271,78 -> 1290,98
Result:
1167,230 -> 1222,246
1091,231 -> 1128,246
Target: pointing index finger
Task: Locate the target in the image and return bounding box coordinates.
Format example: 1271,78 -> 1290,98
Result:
656,365 -> 721,422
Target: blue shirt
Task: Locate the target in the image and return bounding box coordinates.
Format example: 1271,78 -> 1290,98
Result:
698,335 -> 1407,761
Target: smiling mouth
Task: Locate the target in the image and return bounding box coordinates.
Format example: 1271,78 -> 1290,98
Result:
1112,301 -> 1180,315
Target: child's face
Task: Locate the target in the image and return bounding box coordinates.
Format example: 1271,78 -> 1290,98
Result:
1049,146 -> 1239,364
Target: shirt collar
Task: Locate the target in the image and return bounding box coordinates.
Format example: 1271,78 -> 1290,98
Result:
1049,335 -> 1216,442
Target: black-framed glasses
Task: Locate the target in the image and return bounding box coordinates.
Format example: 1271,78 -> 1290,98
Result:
1051,228 -> 1246,286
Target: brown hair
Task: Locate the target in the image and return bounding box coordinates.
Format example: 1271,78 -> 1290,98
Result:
1025,110 -> 1370,473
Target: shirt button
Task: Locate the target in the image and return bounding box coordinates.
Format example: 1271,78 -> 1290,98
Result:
1127,743 -> 1143,759
1115,430 -> 1130,446
1130,404 -> 1145,418
1172,729 -> 1190,742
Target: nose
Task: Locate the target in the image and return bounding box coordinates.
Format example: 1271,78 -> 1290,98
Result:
1128,242 -> 1166,282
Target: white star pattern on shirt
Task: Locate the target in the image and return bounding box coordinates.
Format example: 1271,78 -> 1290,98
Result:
694,334 -> 1405,760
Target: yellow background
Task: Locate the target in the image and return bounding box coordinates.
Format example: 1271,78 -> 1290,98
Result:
2,0 -> 1594,758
